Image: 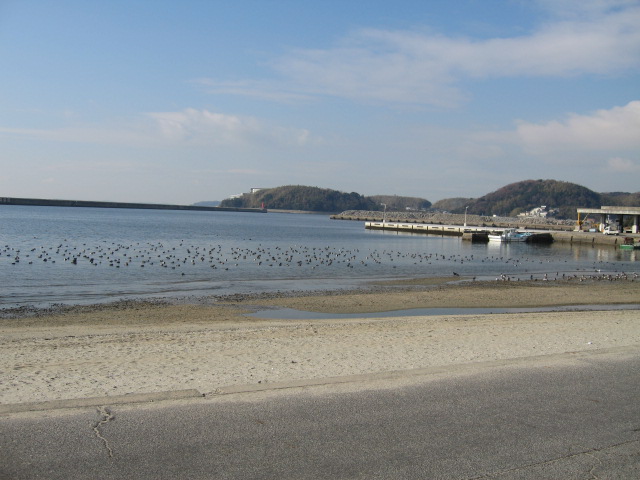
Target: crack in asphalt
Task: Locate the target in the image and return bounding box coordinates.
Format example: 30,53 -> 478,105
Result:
467,438 -> 639,479
584,451 -> 603,479
93,406 -> 115,458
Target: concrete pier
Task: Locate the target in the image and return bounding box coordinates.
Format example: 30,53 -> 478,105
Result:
365,221 -> 470,236
364,221 -> 637,247
551,231 -> 631,247
334,212 -> 575,232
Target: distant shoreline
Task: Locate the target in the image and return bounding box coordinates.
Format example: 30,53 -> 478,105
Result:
0,196 -> 266,214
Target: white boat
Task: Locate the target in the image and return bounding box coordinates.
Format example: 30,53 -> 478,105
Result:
487,228 -> 532,242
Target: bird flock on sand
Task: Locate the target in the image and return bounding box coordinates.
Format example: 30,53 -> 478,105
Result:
1,240 -> 637,283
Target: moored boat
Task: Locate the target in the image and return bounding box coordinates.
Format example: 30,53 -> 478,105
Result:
620,238 -> 640,249
487,228 -> 532,243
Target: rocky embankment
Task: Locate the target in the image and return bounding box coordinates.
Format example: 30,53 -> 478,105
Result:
332,210 -> 576,230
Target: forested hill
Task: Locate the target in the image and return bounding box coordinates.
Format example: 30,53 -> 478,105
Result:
368,195 -> 431,211
455,180 -> 602,219
220,185 -> 380,212
215,180 -> 637,218
600,191 -> 640,206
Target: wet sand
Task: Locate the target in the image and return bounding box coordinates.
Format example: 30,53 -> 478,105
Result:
1,280 -> 639,405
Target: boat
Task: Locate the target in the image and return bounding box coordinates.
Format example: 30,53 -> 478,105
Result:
487,228 -> 532,243
620,238 -> 640,250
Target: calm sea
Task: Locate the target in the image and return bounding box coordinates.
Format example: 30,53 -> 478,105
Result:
1,205 -> 637,308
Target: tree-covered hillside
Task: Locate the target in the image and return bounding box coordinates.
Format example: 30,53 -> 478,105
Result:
368,195 -> 431,211
600,192 -> 640,206
214,180 -> 637,218
431,197 -> 474,212
451,180 -> 602,219
220,185 -> 379,212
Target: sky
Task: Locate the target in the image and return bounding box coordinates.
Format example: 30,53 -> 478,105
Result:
1,0 -> 639,204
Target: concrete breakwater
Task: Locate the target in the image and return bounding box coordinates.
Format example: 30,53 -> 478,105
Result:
0,197 -> 266,214
363,221 -> 632,247
550,231 -> 632,247
333,211 -> 635,247
365,221 -> 554,244
331,210 -> 575,231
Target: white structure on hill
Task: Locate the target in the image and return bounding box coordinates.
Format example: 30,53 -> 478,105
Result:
518,205 -> 558,218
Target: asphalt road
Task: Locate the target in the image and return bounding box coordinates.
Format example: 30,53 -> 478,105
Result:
2,348 -> 639,479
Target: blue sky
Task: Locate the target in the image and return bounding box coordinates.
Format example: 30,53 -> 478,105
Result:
1,0 -> 639,204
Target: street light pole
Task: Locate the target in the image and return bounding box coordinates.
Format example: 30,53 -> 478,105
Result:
464,206 -> 468,227
381,203 -> 387,225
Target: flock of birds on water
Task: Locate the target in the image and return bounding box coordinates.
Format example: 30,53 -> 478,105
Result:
1,240 -> 637,283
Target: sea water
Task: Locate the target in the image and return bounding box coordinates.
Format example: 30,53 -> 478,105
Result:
1,205 -> 637,308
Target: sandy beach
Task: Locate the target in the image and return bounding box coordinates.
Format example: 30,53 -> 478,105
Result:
1,279 -> 639,406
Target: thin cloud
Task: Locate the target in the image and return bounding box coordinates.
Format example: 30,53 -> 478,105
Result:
607,156 -> 639,172
147,108 -> 315,147
0,126 -> 145,145
227,168 -> 263,175
515,100 -> 640,152
193,79 -> 315,104
0,109 -> 317,149
535,0 -> 639,19
41,160 -> 140,174
200,0 -> 640,107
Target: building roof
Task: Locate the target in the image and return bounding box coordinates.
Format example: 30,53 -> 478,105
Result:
577,206 -> 640,215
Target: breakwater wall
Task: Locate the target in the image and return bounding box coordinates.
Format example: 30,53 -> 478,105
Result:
366,221 -> 469,237
366,222 -> 554,244
0,197 -> 266,214
332,210 -> 575,231
550,231 -> 630,247
362,220 -> 635,247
